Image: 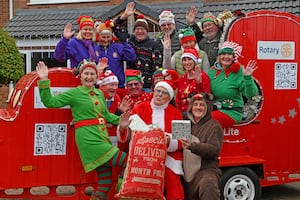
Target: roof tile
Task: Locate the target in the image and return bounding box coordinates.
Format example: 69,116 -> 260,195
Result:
4,0 -> 299,38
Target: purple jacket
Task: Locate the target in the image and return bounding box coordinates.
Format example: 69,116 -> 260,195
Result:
95,42 -> 136,88
53,37 -> 98,69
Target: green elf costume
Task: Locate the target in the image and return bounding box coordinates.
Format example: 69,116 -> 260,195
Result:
208,41 -> 258,128
38,60 -> 127,200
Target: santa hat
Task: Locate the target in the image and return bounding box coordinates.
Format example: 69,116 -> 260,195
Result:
134,14 -> 149,31
162,69 -> 179,87
181,47 -> 202,64
218,41 -> 243,61
77,15 -> 94,30
97,67 -> 119,86
77,59 -> 98,76
125,69 -> 143,84
178,27 -> 196,45
159,10 -> 175,26
96,19 -> 114,34
200,12 -> 222,29
154,80 -> 176,100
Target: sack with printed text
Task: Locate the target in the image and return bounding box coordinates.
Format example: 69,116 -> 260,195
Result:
115,129 -> 166,200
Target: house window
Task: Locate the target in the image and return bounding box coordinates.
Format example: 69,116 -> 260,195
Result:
20,50 -> 67,74
29,0 -> 108,5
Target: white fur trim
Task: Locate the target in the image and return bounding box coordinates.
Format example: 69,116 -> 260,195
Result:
159,18 -> 175,26
165,155 -> 184,175
154,81 -> 174,100
167,139 -> 178,152
181,52 -> 198,63
99,29 -> 112,34
117,126 -> 130,143
152,104 -> 165,130
99,75 -> 119,86
135,18 -> 148,25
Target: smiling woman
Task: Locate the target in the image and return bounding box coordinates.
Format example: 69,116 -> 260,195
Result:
182,92 -> 223,200
36,60 -> 132,200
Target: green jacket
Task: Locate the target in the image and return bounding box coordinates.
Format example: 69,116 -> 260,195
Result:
208,64 -> 258,122
38,79 -> 120,172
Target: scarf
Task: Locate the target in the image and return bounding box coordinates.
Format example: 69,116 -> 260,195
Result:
81,39 -> 97,62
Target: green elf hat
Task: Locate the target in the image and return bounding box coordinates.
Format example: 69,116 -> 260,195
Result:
153,68 -> 164,78
200,12 -> 219,28
218,47 -> 234,55
218,41 -> 243,60
125,69 -> 143,84
77,59 -> 98,76
178,27 -> 196,45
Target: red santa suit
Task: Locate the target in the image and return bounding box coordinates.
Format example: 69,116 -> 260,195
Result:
119,99 -> 185,200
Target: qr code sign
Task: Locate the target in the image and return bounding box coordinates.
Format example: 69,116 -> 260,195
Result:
34,123 -> 67,156
274,62 -> 297,90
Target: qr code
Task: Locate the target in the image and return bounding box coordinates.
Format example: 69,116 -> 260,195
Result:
274,63 -> 297,89
34,123 -> 67,156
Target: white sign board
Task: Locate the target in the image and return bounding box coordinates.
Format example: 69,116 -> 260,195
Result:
257,41 -> 295,60
34,123 -> 67,156
34,87 -> 73,109
274,62 -> 297,90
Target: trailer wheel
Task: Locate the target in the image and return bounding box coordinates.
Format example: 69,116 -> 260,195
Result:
220,167 -> 261,200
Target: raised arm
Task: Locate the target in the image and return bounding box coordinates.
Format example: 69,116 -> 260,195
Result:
36,61 -> 49,80
120,2 -> 136,20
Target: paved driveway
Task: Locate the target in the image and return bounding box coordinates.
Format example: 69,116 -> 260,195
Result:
261,181 -> 300,200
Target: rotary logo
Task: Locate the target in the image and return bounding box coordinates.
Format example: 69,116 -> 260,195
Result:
281,43 -> 292,57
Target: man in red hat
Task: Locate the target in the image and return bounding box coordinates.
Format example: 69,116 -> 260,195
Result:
118,79 -> 185,200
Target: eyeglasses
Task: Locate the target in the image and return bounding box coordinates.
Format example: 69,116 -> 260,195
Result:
154,89 -> 169,96
127,82 -> 140,87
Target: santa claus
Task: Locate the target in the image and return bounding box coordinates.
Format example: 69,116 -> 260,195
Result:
118,79 -> 185,200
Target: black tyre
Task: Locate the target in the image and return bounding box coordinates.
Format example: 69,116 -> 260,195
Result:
220,167 -> 261,200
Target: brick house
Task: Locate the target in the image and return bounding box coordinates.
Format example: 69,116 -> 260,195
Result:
0,0 -> 299,107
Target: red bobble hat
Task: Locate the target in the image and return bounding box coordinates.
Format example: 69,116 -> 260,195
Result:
97,67 -> 119,86
96,19 -> 114,34
77,15 -> 94,30
134,14 -> 149,31
162,69 -> 179,88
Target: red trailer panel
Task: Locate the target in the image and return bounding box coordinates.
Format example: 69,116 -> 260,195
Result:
0,68 -> 96,199
219,10 -> 300,199
0,10 -> 299,200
